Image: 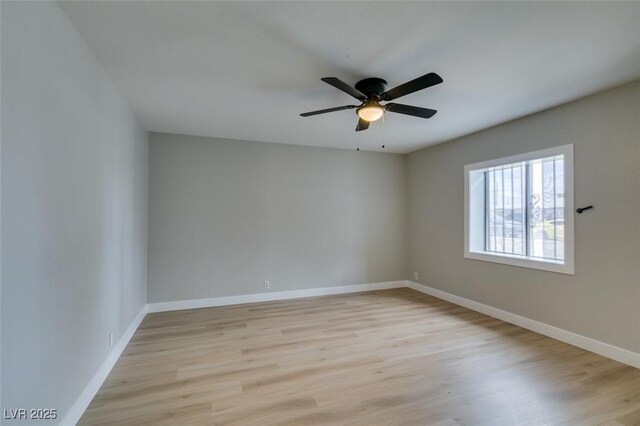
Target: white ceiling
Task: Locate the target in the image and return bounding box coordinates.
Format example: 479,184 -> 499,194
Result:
61,1 -> 640,153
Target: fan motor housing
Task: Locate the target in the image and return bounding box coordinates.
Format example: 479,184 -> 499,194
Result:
355,78 -> 388,98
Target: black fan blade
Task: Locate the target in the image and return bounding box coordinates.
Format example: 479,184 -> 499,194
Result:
382,72 -> 443,101
300,105 -> 356,117
356,118 -> 369,132
385,103 -> 437,119
321,77 -> 366,101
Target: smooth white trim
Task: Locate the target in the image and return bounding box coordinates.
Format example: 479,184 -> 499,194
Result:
60,305 -> 148,426
406,281 -> 640,369
464,144 -> 573,172
464,251 -> 572,274
147,281 -> 406,313
464,144 -> 574,275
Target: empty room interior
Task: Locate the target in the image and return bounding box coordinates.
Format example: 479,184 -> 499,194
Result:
2,1 -> 640,425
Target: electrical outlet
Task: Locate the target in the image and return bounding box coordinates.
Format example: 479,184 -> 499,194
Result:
109,332 -> 114,348
264,281 -> 270,289
413,272 -> 419,280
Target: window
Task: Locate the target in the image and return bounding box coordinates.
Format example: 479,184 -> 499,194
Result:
465,145 -> 574,274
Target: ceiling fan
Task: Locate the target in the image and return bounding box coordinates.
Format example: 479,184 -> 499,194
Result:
300,72 -> 443,131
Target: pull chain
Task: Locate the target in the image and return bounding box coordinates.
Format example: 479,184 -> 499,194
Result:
381,113 -> 386,149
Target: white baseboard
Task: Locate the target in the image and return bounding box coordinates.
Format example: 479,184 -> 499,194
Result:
60,305 -> 148,426
406,280 -> 640,369
147,281 -> 406,313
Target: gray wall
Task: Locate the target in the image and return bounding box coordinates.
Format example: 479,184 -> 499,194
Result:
407,81 -> 640,353
148,133 -> 407,302
0,0 -> 3,414
1,2 -> 148,422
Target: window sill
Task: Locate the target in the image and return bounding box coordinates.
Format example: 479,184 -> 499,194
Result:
464,250 -> 574,275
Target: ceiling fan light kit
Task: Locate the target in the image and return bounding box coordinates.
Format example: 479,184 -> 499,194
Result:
300,72 -> 443,134
357,100 -> 384,122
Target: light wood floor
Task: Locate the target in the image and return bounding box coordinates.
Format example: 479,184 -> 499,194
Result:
80,288 -> 640,425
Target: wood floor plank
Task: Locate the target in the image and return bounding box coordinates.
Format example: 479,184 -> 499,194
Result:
79,288 -> 640,425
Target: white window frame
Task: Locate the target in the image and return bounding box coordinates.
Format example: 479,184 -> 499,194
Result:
464,144 -> 574,275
